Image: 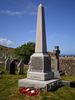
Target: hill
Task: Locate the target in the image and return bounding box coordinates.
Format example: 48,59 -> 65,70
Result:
47,51 -> 53,56
0,45 -> 14,51
0,45 -> 15,57
0,45 -> 53,60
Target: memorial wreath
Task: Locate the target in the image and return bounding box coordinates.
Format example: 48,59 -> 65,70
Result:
19,87 -> 30,94
27,90 -> 39,96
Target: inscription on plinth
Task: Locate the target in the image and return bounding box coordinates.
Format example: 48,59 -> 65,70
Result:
30,57 -> 42,72
29,75 -> 41,80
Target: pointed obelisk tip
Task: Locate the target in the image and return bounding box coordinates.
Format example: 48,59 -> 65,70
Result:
39,4 -> 43,7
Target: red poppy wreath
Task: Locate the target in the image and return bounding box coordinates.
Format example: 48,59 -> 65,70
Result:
19,87 -> 30,94
27,90 -> 39,96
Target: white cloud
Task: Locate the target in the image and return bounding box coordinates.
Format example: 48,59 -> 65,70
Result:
1,9 -> 36,15
29,12 -> 36,15
28,30 -> 36,33
48,34 -> 57,39
27,3 -> 36,10
0,38 -> 7,44
1,10 -> 27,15
6,40 -> 13,45
0,38 -> 13,45
1,3 -> 37,16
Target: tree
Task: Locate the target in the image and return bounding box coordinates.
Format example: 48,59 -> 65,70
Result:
14,42 -> 35,64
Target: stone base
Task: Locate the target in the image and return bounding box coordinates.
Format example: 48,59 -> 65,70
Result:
18,78 -> 62,92
27,71 -> 54,81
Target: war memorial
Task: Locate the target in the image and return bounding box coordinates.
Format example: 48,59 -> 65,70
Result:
18,4 -> 62,92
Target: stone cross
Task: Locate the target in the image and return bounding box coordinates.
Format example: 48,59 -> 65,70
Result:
18,60 -> 24,74
9,60 -> 15,74
53,46 -> 60,71
5,58 -> 10,70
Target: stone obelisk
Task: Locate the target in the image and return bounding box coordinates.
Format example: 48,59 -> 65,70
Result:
35,4 -> 47,53
19,4 -> 61,92
27,4 -> 54,80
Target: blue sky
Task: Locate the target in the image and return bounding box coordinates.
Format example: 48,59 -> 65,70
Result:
0,0 -> 75,54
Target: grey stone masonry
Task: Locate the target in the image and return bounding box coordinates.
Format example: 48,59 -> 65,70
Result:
18,4 -> 62,92
53,46 -> 65,77
27,4 -> 54,81
53,46 -> 60,71
19,78 -> 62,92
18,60 -> 24,74
5,58 -> 10,70
35,4 -> 47,53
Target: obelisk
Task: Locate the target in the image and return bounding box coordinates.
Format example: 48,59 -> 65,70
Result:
35,4 -> 47,53
19,4 -> 61,92
27,4 -> 54,80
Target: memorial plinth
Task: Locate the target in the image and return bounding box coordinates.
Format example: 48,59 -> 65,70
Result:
27,53 -> 54,81
18,4 -> 61,91
19,78 -> 62,92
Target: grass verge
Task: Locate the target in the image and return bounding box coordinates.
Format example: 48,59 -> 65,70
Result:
0,65 -> 75,100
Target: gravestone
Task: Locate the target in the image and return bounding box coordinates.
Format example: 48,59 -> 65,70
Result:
5,55 -> 7,59
18,60 -> 24,74
2,54 -> 5,59
5,58 -> 10,70
15,63 -> 17,71
9,60 -> 15,74
0,62 -> 5,66
19,4 -> 62,92
53,46 -> 65,77
10,56 -> 13,59
53,46 -> 60,71
0,71 -> 5,75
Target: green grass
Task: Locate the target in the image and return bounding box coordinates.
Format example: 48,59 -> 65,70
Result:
62,75 -> 75,81
0,65 -> 75,100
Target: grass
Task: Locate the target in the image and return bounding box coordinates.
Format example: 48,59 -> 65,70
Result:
0,65 -> 75,100
62,75 -> 75,81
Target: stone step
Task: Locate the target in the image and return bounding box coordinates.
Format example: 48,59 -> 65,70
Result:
60,72 -> 65,76
19,78 -> 62,92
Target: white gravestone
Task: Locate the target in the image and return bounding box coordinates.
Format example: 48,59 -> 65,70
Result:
5,58 -> 10,70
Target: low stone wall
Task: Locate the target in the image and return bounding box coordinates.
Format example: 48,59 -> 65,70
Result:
51,57 -> 75,76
